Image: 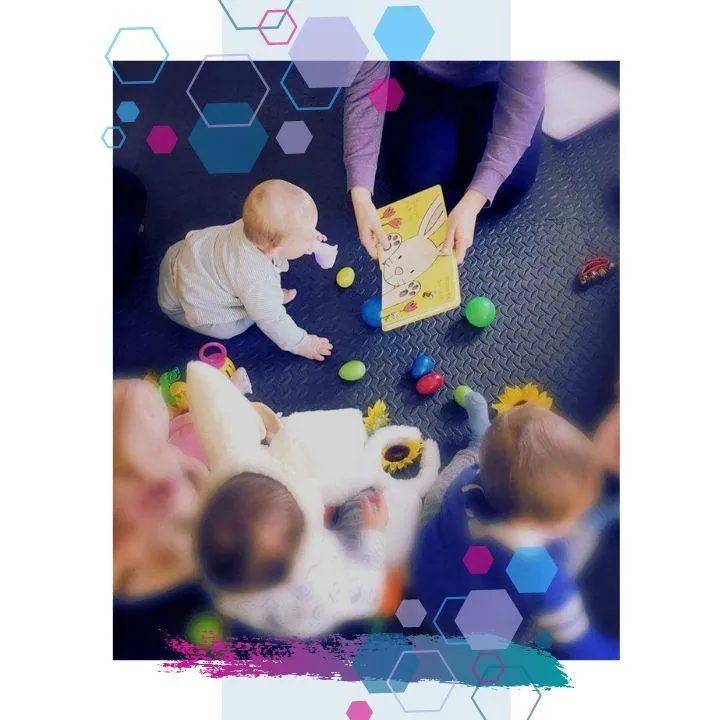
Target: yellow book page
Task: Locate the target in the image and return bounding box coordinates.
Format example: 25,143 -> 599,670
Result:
377,185 -> 461,331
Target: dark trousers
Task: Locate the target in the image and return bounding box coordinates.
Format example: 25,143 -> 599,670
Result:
383,63 -> 542,211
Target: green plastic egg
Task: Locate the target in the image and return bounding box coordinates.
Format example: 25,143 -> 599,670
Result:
465,296 -> 497,328
338,360 -> 366,382
453,384 -> 473,408
336,266 -> 355,288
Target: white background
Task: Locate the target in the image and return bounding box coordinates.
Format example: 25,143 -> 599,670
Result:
2,1 -> 717,718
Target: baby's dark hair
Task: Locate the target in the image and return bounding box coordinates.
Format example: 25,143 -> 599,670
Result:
197,473 -> 305,592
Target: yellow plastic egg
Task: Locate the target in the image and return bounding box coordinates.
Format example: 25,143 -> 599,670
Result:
336,267 -> 355,288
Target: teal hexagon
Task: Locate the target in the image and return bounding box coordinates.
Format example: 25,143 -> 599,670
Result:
188,102 -> 268,174
116,100 -> 140,123
506,547 -> 558,594
374,6 -> 434,60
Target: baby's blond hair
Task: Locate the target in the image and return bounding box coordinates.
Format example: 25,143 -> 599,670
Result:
242,179 -> 315,249
479,404 -> 602,523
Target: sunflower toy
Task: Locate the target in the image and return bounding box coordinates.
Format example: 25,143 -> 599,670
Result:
363,400 -> 390,434
492,382 -> 554,414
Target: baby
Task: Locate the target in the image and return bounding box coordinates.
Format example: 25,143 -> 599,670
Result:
411,393 -> 619,659
197,473 -> 389,637
158,179 -> 333,361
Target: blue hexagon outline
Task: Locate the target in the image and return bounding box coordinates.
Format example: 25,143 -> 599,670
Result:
105,26 -> 169,85
187,54 -> 270,129
116,100 -> 140,123
280,62 -> 342,112
101,125 -> 126,150
470,666 -> 542,720
218,0 -> 295,30
506,546 -> 558,594
432,596 -> 469,646
387,650 -> 458,713
373,6 -> 435,61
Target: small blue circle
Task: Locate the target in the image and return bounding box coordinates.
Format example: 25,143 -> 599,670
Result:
410,354 -> 434,380
361,296 -> 382,328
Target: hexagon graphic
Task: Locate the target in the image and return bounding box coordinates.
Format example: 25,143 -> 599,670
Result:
387,650 -> 457,713
289,17 -> 368,89
433,596 -> 468,645
146,125 -> 178,154
455,589 -> 523,650
116,100 -> 140,123
187,55 -> 269,129
102,126 -> 126,150
276,121 -> 313,154
368,77 -> 405,112
471,666 -> 542,720
395,599 -> 426,628
471,653 -> 505,685
506,547 -> 558,594
217,0 -> 293,31
345,700 -> 372,720
352,633 -> 413,694
189,102 -> 268,174
463,546 -> 494,575
105,27 -> 169,85
259,9 -> 298,45
374,7 -> 435,61
281,62 -> 342,111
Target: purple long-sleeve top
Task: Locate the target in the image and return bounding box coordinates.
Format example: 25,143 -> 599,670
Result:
343,61 -> 546,204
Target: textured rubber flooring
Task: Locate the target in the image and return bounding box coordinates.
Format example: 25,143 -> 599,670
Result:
113,62 -> 619,657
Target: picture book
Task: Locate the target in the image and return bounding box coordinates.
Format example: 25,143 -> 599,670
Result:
376,185 -> 461,331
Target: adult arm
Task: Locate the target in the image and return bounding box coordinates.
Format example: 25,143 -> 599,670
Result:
343,61 -> 392,258
446,61 -> 546,263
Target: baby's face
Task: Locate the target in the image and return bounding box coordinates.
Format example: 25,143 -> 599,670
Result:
276,205 -> 320,261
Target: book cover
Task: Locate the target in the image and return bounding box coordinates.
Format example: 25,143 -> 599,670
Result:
377,185 -> 461,331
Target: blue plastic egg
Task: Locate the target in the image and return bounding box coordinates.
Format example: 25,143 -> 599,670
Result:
410,354 -> 434,380
361,296 -> 383,328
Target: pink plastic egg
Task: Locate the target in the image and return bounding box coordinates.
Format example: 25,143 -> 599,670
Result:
416,371 -> 445,395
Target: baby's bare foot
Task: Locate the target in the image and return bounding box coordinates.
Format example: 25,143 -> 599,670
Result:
282,288 -> 297,304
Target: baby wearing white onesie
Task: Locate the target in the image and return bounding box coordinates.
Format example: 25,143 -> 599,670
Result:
157,179 -> 333,362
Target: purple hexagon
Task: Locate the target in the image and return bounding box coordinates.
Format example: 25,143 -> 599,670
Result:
395,599 -> 426,628
289,17 -> 368,89
346,700 -> 372,720
276,120 -> 313,154
146,125 -> 178,154
369,78 -> 404,112
455,589 -> 523,650
463,545 -> 494,575
471,652 -> 505,685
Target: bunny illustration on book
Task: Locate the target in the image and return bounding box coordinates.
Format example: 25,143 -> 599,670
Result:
380,194 -> 447,309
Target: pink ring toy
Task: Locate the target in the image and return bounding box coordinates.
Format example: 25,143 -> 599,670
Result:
198,342 -> 228,369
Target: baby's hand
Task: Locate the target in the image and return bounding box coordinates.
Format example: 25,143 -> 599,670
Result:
297,334 -> 333,361
361,490 -> 388,531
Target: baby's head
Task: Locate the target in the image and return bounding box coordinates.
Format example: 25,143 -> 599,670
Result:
197,472 -> 305,593
242,179 -> 318,260
479,405 -> 602,535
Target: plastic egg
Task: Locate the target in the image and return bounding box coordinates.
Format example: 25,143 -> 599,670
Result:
465,296 -> 496,328
338,360 -> 367,382
336,267 -> 355,288
453,384 -> 473,408
416,371 -> 445,395
410,354 -> 434,380
361,296 -> 383,328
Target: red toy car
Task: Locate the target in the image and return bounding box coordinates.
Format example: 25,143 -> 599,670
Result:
577,256 -> 616,287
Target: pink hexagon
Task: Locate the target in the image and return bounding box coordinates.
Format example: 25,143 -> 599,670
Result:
346,700 -> 372,720
471,652 -> 505,684
368,77 -> 404,112
463,545 -> 494,575
258,9 -> 298,46
146,125 -> 178,154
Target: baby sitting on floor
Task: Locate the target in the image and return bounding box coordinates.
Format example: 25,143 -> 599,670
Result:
186,361 -> 440,638
157,179 -> 333,362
